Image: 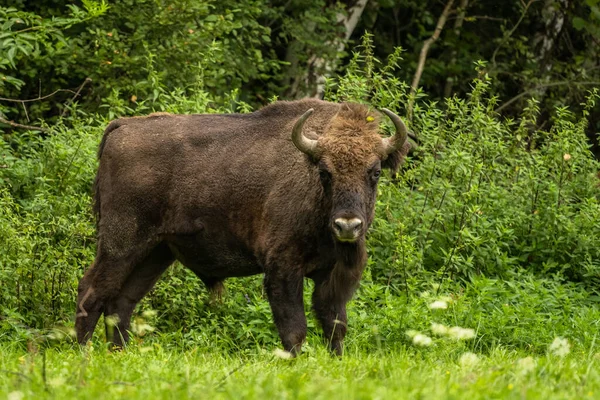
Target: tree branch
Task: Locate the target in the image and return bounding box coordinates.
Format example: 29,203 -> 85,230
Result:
408,0 -> 455,119
0,88 -> 77,104
495,81 -> 600,112
490,0 -> 539,70
61,77 -> 92,117
0,117 -> 49,132
444,0 -> 470,98
455,15 -> 504,22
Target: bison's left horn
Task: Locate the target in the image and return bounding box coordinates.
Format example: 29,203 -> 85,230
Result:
292,108 -> 319,157
381,108 -> 408,155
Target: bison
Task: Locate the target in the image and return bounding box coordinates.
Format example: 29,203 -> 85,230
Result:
76,99 -> 410,355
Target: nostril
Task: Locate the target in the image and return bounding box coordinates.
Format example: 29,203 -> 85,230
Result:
333,219 -> 344,233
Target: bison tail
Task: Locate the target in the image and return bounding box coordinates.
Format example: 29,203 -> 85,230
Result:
93,119 -> 124,221
92,172 -> 101,221
97,119 -> 123,159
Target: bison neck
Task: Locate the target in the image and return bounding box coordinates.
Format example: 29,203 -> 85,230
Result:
316,239 -> 368,305
334,239 -> 367,270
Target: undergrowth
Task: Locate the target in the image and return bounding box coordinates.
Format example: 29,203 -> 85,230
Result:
1,37 -> 599,360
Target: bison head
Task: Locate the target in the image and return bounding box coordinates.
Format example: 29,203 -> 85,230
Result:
291,103 -> 408,244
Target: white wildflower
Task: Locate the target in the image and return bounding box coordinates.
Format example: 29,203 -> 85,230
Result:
405,329 -> 419,339
8,391 -> 24,400
429,300 -> 448,310
447,326 -> 476,340
48,377 -> 66,388
47,329 -> 65,341
142,309 -> 157,318
516,356 -> 537,375
549,337 -> 571,357
273,348 -> 293,359
459,352 -> 480,369
105,314 -> 120,327
412,333 -> 433,347
131,321 -> 155,336
438,296 -> 453,303
431,323 -> 449,336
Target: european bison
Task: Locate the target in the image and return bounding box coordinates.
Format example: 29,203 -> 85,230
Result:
76,99 -> 410,355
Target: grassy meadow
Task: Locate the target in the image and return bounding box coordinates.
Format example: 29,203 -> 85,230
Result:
2,274 -> 600,399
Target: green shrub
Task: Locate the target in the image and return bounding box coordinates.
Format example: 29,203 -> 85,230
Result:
1,39 -> 599,349
0,0 -> 343,122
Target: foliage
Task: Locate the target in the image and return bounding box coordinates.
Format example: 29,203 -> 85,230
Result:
0,0 -> 342,123
0,1 -> 108,91
2,0 -> 599,140
323,39 -> 600,289
359,0 -> 600,119
1,39 -> 599,341
0,119 -> 98,327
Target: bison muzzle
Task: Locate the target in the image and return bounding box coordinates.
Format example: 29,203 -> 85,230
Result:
76,99 -> 410,355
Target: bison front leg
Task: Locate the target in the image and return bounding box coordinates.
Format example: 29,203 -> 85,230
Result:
311,266 -> 362,356
264,270 -> 306,356
312,285 -> 347,356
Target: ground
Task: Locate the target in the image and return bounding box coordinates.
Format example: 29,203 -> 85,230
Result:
2,274 -> 600,399
1,327 -> 599,399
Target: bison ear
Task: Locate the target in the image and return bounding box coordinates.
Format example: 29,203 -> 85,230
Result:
382,140 -> 411,178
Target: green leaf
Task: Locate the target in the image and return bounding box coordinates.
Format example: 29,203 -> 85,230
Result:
7,46 -> 16,67
572,17 -> 586,31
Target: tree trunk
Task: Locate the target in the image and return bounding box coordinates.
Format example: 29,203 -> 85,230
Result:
408,0 -> 455,119
287,0 -> 369,99
531,0 -> 571,99
443,0 -> 469,98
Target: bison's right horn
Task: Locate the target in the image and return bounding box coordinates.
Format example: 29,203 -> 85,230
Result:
291,108 -> 319,157
381,108 -> 408,155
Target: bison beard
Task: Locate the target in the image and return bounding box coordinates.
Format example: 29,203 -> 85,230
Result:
75,99 -> 409,356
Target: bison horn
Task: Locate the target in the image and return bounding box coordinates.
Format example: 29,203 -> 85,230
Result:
291,108 -> 319,157
381,108 -> 408,155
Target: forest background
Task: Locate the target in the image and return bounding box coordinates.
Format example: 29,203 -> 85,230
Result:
1,1 -> 600,398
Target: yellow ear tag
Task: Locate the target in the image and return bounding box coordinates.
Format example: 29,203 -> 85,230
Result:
366,116 -> 375,122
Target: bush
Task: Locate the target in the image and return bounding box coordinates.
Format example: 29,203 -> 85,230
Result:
1,39 -> 599,343
0,0 -> 343,122
350,58 -> 600,287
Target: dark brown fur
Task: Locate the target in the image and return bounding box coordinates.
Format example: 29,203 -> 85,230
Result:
76,99 -> 410,355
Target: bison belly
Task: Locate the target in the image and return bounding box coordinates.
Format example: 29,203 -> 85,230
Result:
165,231 -> 262,280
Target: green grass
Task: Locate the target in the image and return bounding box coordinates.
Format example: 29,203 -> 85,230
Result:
2,274 -> 600,399
1,339 -> 599,399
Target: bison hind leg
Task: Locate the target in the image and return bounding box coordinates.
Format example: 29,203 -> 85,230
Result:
76,252 -> 141,345
104,242 -> 174,348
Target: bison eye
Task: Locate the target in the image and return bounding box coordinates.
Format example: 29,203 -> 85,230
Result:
319,169 -> 331,182
318,163 -> 332,183
372,169 -> 381,181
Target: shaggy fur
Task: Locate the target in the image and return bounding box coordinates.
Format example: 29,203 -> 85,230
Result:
75,99 -> 410,355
